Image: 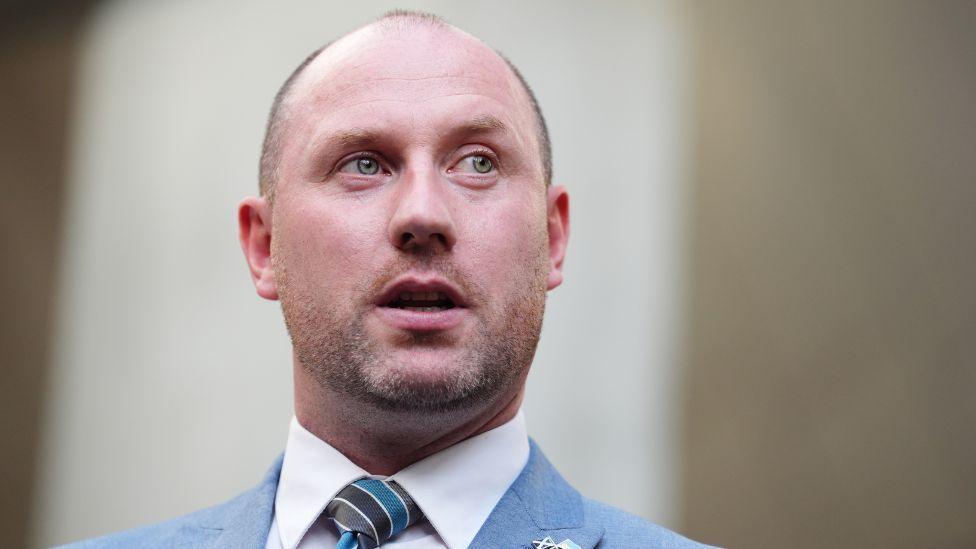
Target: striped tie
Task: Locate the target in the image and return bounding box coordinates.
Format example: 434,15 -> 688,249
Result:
326,478 -> 423,549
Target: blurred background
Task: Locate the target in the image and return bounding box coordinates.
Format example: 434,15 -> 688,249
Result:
2,1 -> 973,548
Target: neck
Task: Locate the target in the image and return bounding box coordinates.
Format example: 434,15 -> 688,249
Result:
293,363 -> 526,476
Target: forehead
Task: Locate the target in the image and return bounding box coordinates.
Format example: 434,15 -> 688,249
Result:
281,24 -> 537,151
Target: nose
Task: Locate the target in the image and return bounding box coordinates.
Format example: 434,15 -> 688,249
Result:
388,165 -> 457,253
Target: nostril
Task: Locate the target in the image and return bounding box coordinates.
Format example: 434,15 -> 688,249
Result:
396,230 -> 451,251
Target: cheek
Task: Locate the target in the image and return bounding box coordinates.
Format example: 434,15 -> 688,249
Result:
273,200 -> 386,294
461,199 -> 548,288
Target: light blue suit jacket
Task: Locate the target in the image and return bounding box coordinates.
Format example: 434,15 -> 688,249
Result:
63,441 -> 713,548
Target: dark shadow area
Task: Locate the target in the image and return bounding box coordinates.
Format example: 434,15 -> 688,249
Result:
1,1 -> 97,546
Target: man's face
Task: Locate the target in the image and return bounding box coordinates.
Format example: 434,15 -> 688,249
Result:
246,25 -> 568,412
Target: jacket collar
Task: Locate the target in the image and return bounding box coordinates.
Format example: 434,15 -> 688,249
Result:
197,440 -> 604,549
206,454 -> 282,548
470,440 -> 604,548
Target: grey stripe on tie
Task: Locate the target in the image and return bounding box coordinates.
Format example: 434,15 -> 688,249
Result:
331,497 -> 379,543
338,484 -> 392,541
387,481 -> 416,525
351,483 -> 395,538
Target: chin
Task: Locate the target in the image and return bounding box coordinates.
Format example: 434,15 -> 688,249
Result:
371,347 -> 476,387
359,348 -> 509,413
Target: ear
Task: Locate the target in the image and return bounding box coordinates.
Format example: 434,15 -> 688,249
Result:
545,185 -> 570,291
238,196 -> 279,300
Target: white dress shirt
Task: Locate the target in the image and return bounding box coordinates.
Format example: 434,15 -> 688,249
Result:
265,410 -> 529,549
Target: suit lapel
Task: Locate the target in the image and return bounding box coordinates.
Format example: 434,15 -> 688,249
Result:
470,441 -> 604,549
186,442 -> 605,549
206,455 -> 283,549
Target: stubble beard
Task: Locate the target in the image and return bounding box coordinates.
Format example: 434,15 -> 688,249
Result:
277,252 -> 548,415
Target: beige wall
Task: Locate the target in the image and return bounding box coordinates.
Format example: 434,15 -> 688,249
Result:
682,2 -> 976,548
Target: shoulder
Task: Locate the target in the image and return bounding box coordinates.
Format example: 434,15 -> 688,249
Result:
581,497 -> 715,548
57,456 -> 282,548
500,441 -> 716,548
55,505 -> 224,549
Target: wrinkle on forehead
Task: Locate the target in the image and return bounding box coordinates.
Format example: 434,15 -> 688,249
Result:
279,22 -> 540,163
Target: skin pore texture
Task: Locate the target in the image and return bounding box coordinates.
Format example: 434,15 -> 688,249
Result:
238,16 -> 569,475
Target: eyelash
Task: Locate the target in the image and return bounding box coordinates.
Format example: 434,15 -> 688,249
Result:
453,149 -> 499,172
335,152 -> 386,174
334,149 -> 499,175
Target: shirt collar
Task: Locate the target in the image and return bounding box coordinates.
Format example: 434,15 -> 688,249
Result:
274,417 -> 369,549
273,411 -> 529,549
391,410 -> 529,549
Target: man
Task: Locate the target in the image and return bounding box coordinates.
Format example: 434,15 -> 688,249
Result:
67,11 -> 712,549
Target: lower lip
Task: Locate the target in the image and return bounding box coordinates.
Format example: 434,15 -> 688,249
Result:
373,306 -> 469,332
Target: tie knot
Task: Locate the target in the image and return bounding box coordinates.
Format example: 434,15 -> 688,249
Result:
326,478 -> 423,548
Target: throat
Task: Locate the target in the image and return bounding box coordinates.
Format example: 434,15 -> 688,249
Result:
294,367 -> 525,476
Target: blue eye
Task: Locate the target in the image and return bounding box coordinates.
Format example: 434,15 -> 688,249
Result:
340,156 -> 380,175
472,155 -> 493,173
456,154 -> 494,174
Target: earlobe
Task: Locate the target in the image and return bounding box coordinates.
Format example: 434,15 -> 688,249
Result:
238,196 -> 279,301
545,186 -> 570,291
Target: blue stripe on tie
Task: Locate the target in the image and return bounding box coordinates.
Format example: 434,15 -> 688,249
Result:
353,479 -> 409,536
337,530 -> 358,549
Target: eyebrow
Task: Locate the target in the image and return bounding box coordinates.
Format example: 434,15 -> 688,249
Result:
319,114 -> 514,155
464,114 -> 507,133
439,114 -> 515,147
331,128 -> 382,149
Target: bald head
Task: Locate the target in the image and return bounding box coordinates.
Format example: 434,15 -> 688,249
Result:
258,11 -> 551,198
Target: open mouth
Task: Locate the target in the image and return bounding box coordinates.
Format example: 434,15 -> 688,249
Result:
376,277 -> 467,313
374,277 -> 468,331
385,291 -> 457,312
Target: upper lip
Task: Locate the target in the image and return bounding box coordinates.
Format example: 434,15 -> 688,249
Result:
375,275 -> 468,308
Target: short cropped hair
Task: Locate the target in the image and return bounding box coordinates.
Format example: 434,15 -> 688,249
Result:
258,11 -> 552,198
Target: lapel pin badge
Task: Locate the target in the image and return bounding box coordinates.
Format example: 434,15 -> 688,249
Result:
533,536 -> 581,549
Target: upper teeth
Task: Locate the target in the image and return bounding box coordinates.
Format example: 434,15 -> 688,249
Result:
399,291 -> 447,301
